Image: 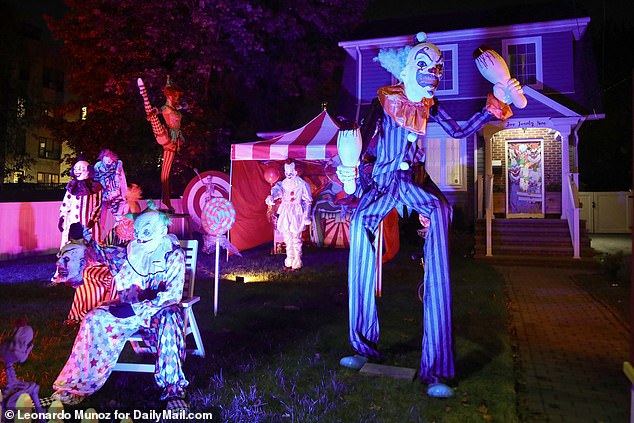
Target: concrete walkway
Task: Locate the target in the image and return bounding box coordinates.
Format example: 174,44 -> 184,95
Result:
501,264 -> 630,422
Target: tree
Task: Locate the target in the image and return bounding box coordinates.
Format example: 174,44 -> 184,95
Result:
45,0 -> 368,197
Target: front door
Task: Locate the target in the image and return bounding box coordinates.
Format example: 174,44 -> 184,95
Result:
506,140 -> 544,218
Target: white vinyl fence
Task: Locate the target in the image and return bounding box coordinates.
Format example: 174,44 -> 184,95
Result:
0,198 -> 188,260
578,191 -> 632,233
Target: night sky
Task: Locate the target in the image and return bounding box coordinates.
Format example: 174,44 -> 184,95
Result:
3,0 -> 632,190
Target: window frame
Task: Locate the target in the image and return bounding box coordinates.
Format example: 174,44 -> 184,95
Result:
38,137 -> 62,160
502,36 -> 543,90
435,43 -> 459,96
37,172 -> 60,185
422,130 -> 468,192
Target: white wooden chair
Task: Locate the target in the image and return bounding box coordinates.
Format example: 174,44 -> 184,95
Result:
112,239 -> 205,373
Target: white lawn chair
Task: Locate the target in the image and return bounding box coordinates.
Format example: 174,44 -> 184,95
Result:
112,239 -> 205,373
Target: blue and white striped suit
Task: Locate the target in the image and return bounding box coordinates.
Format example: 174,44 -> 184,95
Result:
347,89 -> 498,384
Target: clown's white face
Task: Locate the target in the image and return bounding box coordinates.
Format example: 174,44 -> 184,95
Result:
284,163 -> 298,180
400,43 -> 444,102
133,212 -> 168,246
73,161 -> 90,181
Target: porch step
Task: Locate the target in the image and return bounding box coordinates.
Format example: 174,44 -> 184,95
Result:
474,218 -> 594,258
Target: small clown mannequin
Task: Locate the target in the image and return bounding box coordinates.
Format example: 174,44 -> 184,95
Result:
337,32 -> 522,398
0,321 -> 45,416
265,161 -> 312,270
58,159 -> 103,250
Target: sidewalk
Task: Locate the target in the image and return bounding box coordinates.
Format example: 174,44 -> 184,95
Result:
501,263 -> 630,422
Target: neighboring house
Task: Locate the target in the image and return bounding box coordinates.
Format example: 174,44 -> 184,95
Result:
337,11 -> 604,258
1,18 -> 73,191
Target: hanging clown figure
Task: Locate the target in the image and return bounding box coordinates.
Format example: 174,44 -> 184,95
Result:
49,202 -> 189,410
337,32 -> 523,398
94,148 -> 128,228
265,161 -> 312,270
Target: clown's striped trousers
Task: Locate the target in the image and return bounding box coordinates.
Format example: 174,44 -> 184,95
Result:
347,172 -> 454,384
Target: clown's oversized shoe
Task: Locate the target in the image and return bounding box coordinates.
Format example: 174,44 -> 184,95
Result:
426,382 -> 454,398
339,354 -> 368,370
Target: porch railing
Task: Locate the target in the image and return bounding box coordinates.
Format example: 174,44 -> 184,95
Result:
564,172 -> 581,259
485,174 -> 494,256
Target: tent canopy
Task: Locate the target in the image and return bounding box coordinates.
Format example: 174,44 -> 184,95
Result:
229,110 -> 342,252
231,110 -> 341,161
228,109 -> 399,259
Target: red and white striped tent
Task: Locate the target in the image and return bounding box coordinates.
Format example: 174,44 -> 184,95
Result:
229,110 -> 342,252
231,110 -> 341,162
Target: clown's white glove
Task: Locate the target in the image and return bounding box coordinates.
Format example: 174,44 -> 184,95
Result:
337,164 -> 358,195
265,195 -> 275,206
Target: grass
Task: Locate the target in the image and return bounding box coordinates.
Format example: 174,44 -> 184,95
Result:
0,238 -> 520,422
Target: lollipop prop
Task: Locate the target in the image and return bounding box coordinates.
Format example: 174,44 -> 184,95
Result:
474,46 -> 527,109
336,128 -> 363,194
201,197 -> 237,316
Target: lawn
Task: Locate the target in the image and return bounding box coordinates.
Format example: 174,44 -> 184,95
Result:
0,238 -> 519,423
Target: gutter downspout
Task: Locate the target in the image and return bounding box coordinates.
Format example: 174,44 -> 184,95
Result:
355,46 -> 362,123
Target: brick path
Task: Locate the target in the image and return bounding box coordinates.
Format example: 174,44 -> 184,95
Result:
500,265 -> 630,423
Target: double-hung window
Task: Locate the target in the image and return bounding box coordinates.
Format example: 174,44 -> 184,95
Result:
423,132 -> 467,192
502,37 -> 543,89
435,44 -> 459,96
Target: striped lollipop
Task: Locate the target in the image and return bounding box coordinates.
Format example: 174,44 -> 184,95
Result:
201,197 -> 236,236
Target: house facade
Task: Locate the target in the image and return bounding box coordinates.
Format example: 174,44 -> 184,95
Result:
337,16 -> 604,258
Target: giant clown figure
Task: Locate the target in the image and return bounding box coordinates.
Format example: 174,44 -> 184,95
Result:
337,33 -> 523,398
265,161 -> 312,270
50,203 -> 189,410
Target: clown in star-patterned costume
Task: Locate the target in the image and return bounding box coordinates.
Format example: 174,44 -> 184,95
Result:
52,205 -> 188,404
337,33 -> 522,398
265,161 -> 312,270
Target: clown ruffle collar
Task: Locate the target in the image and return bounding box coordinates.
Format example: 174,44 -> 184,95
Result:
378,84 -> 434,135
66,178 -> 102,196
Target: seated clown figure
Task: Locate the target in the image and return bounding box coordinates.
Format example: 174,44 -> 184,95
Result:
49,203 -> 189,409
265,161 -> 312,270
337,32 -> 522,398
